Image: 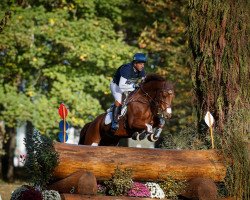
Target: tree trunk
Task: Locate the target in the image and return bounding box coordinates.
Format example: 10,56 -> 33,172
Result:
2,126 -> 16,182
0,121 -> 5,179
188,0 -> 250,133
53,142 -> 226,182
188,0 -> 250,198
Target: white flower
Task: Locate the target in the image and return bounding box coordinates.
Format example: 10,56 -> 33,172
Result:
42,190 -> 61,200
145,182 -> 165,199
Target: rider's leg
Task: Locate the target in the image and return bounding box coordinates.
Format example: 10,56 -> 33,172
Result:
111,100 -> 122,131
110,82 -> 123,131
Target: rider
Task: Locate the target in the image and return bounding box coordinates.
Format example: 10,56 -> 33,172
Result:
110,53 -> 147,131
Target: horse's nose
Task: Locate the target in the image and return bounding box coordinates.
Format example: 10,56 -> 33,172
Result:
164,112 -> 172,119
163,107 -> 172,119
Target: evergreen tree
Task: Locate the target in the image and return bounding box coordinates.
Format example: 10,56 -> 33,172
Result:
188,0 -> 250,132
188,0 -> 250,198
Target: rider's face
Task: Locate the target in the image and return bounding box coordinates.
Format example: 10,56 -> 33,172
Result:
134,62 -> 145,71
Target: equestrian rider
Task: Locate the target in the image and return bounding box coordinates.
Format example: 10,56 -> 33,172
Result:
110,53 -> 147,131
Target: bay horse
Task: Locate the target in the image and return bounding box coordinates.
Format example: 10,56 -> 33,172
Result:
79,74 -> 174,146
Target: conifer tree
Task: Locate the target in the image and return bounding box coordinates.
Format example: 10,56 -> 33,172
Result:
188,0 -> 250,132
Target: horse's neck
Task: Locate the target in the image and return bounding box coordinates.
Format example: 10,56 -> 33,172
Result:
126,83 -> 159,105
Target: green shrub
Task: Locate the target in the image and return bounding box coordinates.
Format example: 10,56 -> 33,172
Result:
104,166 -> 133,196
24,129 -> 59,189
159,176 -> 186,199
160,124 -> 210,150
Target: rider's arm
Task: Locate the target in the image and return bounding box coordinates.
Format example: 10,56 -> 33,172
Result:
119,76 -> 135,92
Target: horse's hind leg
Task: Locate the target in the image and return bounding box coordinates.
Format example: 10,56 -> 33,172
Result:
83,120 -> 102,145
78,122 -> 91,145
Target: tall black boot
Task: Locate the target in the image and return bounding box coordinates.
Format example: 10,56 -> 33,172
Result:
111,105 -> 121,131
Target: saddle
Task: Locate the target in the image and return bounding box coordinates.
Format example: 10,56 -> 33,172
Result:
104,91 -> 135,125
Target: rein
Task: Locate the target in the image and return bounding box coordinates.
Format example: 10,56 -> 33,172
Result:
140,85 -> 170,108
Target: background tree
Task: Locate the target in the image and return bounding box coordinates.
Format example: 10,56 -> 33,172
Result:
0,0 -> 194,182
138,0 -> 192,135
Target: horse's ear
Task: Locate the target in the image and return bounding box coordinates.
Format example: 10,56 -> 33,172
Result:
168,90 -> 173,94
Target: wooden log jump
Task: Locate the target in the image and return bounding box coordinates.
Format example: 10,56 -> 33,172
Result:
53,142 -> 226,182
60,194 -> 170,200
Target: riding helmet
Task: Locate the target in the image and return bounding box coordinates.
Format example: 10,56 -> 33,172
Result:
133,53 -> 147,63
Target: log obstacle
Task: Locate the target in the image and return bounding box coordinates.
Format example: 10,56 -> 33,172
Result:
53,142 -> 226,182
49,170 -> 97,194
60,194 -> 170,200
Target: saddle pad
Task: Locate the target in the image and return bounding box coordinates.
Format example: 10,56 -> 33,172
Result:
104,106 -> 127,125
104,112 -> 112,125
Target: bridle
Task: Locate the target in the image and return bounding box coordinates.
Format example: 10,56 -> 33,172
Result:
139,85 -> 173,113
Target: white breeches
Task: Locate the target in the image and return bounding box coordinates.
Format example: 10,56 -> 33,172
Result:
110,81 -> 123,104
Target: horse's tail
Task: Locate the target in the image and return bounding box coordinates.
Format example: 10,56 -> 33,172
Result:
78,122 -> 92,145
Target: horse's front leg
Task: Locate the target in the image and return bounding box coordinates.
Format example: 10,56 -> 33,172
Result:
148,114 -> 166,142
128,112 -> 154,141
131,130 -> 148,141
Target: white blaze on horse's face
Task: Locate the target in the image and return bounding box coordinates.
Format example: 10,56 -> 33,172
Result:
162,89 -> 174,119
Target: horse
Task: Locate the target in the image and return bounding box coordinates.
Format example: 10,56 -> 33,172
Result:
78,74 -> 174,146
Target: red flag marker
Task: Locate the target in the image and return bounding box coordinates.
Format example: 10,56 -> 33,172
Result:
58,103 -> 68,119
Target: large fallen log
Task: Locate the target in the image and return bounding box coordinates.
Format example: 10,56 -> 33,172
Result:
53,142 -> 226,182
60,194 -> 234,200
60,194 -> 169,200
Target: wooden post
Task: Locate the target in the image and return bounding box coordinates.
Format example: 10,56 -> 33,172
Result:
63,106 -> 66,143
208,112 -> 215,149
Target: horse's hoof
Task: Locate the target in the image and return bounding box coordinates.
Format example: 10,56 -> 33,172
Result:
147,134 -> 159,142
137,131 -> 147,141
132,132 -> 139,140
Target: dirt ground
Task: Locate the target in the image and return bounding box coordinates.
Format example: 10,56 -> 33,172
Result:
0,181 -> 24,200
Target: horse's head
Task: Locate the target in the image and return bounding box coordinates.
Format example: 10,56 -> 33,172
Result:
141,74 -> 175,119
156,88 -> 174,119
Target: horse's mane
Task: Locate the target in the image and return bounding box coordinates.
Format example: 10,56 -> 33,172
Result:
143,74 -> 174,90
144,74 -> 166,83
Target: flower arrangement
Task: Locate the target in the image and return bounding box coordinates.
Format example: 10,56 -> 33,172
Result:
21,188 -> 43,200
97,184 -> 107,195
42,190 -> 61,200
127,182 -> 151,197
145,182 -> 166,199
11,186 -> 28,200
11,186 -> 61,200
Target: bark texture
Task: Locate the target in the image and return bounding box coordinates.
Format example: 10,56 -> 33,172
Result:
53,142 -> 226,182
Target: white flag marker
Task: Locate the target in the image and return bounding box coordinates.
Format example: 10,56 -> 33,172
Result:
204,111 -> 215,149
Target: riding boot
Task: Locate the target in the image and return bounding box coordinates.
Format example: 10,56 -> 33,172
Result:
111,105 -> 121,131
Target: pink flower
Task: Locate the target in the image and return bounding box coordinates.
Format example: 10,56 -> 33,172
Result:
127,182 -> 150,197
